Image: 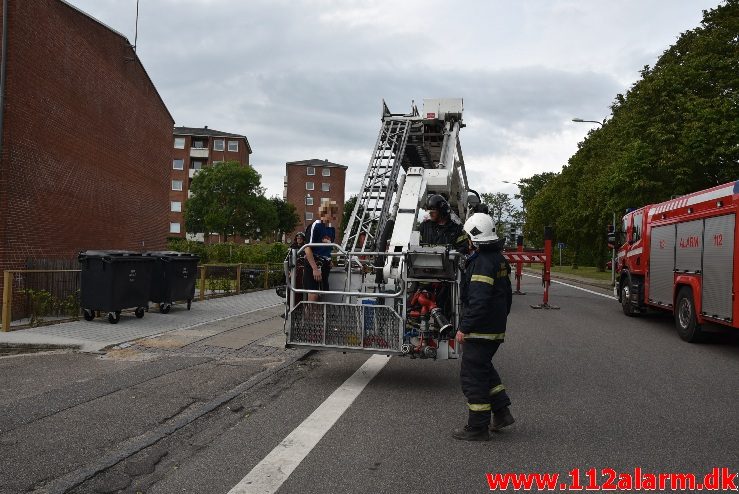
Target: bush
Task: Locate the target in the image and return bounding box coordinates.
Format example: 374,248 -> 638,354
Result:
166,240 -> 289,265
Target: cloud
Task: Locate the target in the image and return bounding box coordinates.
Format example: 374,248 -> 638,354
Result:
66,0 -> 719,199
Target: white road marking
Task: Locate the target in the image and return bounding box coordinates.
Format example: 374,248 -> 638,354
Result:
522,273 -> 617,300
227,354 -> 390,494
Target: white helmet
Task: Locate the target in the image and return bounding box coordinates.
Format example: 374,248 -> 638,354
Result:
463,213 -> 498,243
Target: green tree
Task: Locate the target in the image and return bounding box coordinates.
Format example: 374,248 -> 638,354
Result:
341,195 -> 358,235
481,192 -> 518,233
184,161 -> 277,242
515,172 -> 557,212
525,0 -> 739,267
270,197 -> 299,242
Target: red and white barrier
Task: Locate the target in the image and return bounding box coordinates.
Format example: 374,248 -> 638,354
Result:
503,230 -> 559,309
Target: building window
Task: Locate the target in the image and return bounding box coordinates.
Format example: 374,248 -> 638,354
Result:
171,201 -> 182,212
322,183 -> 330,192
213,160 -> 223,165
172,180 -> 183,191
213,139 -> 225,151
307,167 -> 315,176
322,168 -> 331,176
190,160 -> 204,170
192,138 -> 206,149
174,137 -> 185,149
228,141 -> 239,152
306,182 -> 314,190
306,212 -> 314,221
172,159 -> 184,170
170,222 -> 181,234
305,197 -> 314,206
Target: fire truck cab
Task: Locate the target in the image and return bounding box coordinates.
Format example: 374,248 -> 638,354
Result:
616,181 -> 738,342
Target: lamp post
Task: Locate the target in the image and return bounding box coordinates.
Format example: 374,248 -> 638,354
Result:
573,117 -> 615,286
571,118 -> 604,127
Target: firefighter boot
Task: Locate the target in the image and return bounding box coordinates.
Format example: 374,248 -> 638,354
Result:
491,407 -> 515,432
452,425 -> 491,442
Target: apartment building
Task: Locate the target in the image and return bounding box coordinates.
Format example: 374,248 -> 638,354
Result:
170,127 -> 252,241
283,159 -> 347,242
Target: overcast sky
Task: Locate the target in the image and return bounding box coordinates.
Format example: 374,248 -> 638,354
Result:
67,0 -> 720,199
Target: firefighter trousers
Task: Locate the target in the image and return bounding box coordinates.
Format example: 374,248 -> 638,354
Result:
461,339 -> 511,428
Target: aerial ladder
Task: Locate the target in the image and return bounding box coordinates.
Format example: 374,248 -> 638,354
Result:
283,98 -> 479,360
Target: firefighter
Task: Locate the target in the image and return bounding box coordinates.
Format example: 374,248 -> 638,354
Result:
419,194 -> 470,253
453,213 -> 514,441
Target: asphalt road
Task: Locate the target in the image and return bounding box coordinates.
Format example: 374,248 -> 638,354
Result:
1,276 -> 737,493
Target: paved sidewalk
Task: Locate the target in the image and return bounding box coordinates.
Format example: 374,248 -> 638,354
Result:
0,291 -> 283,352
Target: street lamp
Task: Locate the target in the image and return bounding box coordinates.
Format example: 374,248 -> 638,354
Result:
573,117 -> 616,286
572,118 -> 604,127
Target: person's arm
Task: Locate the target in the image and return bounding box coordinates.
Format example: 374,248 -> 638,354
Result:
305,222 -> 323,282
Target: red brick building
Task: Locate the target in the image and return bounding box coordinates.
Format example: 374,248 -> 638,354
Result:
0,0 -> 173,278
283,159 -> 347,242
170,127 -> 252,242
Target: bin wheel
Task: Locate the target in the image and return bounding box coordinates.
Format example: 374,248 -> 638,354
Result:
187,300 -> 192,310
135,307 -> 146,318
159,303 -> 171,314
108,312 -> 120,324
83,309 -> 95,321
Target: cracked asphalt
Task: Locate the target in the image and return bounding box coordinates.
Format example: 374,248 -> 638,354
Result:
1,277 -> 737,494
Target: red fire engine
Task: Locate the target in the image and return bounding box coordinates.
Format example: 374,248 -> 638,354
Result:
614,180 -> 738,342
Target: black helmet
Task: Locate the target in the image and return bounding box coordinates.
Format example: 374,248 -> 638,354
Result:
427,194 -> 450,216
295,232 -> 306,239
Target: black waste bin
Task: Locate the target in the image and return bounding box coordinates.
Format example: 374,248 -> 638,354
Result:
78,250 -> 155,324
144,251 -> 200,313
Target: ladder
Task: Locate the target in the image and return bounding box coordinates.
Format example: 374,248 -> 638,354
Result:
342,108 -> 411,254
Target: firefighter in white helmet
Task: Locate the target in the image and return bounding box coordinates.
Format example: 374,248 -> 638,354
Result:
453,213 -> 514,441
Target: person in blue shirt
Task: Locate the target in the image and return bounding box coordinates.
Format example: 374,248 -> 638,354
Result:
304,202 -> 333,300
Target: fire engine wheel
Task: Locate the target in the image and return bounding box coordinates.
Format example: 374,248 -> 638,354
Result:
83,309 -> 95,321
621,275 -> 638,317
675,287 -> 706,343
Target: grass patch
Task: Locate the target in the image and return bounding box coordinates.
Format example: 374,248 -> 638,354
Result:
549,265 -> 614,282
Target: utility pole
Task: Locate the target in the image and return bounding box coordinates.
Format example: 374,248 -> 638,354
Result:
611,211 -> 616,286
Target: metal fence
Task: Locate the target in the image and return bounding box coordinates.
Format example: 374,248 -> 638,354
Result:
196,263 -> 284,300
2,263 -> 285,332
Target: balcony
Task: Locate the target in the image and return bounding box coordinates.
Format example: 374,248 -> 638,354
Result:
189,168 -> 201,179
190,147 -> 209,159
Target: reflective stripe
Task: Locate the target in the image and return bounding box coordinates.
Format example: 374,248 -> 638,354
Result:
470,274 -> 494,285
468,403 -> 492,412
456,234 -> 468,243
489,384 -> 506,396
465,332 -> 505,341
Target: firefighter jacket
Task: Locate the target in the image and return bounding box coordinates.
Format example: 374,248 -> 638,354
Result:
459,248 -> 512,341
419,219 -> 470,253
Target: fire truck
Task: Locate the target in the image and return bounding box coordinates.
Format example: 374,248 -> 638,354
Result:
614,180 -> 738,342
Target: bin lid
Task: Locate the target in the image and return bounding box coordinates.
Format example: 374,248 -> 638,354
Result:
143,251 -> 200,258
79,250 -> 140,257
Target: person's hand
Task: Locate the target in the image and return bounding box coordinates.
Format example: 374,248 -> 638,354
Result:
313,267 -> 322,282
455,330 -> 465,343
